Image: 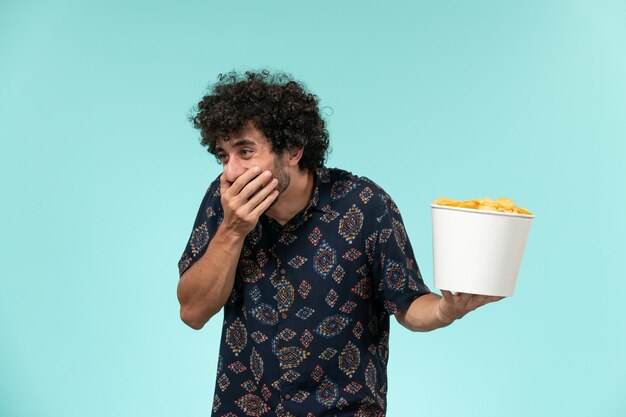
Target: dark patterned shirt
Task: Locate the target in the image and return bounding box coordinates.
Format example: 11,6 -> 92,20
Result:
178,167 -> 430,417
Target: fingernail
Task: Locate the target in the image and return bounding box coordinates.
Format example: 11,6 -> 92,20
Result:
264,171 -> 271,177
253,167 -> 261,174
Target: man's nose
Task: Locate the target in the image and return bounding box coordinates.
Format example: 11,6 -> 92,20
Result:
223,158 -> 247,183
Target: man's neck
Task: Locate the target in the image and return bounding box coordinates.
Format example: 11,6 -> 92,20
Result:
265,169 -> 315,226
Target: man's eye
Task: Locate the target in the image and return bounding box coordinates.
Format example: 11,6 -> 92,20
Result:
241,149 -> 253,156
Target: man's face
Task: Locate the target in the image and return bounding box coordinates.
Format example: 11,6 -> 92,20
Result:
216,124 -> 291,201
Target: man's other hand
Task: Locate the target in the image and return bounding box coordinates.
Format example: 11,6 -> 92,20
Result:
438,290 -> 504,325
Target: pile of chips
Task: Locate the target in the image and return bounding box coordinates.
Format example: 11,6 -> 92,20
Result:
434,197 -> 532,215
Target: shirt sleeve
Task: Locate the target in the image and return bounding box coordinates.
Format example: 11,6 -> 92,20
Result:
177,177 -> 223,278
369,190 -> 431,315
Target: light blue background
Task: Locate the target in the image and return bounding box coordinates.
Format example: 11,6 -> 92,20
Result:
1,1 -> 625,416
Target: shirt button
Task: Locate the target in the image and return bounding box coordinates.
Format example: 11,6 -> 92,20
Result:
281,313 -> 288,320
280,268 -> 286,275
283,393 -> 291,401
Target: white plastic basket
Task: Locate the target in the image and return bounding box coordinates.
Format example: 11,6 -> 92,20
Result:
431,204 -> 534,297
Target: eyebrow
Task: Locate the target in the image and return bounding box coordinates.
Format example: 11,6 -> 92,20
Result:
215,138 -> 257,153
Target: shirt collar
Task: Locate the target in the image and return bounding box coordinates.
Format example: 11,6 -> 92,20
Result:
262,166 -> 333,233
309,166 -> 333,213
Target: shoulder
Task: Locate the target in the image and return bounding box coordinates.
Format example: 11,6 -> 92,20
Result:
325,167 -> 397,212
205,174 -> 222,198
199,174 -> 224,217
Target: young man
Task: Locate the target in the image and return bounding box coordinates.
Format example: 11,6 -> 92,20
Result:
177,70 -> 502,417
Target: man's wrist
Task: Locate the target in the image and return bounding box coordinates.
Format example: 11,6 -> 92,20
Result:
216,222 -> 249,245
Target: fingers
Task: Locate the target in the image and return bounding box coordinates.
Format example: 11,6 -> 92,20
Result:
465,294 -> 505,311
441,290 -> 454,300
219,172 -> 230,193
225,166 -> 262,196
439,289 -> 505,323
239,170 -> 273,200
250,189 -> 280,218
483,295 -> 505,305
244,178 -> 278,210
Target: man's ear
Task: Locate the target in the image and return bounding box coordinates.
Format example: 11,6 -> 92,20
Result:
286,147 -> 304,167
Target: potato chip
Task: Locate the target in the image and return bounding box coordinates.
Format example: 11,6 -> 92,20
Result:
434,197 -> 532,215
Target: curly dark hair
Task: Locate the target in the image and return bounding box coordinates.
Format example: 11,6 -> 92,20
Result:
190,70 -> 330,172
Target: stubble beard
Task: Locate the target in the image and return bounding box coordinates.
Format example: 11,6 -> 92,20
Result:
267,159 -> 290,209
